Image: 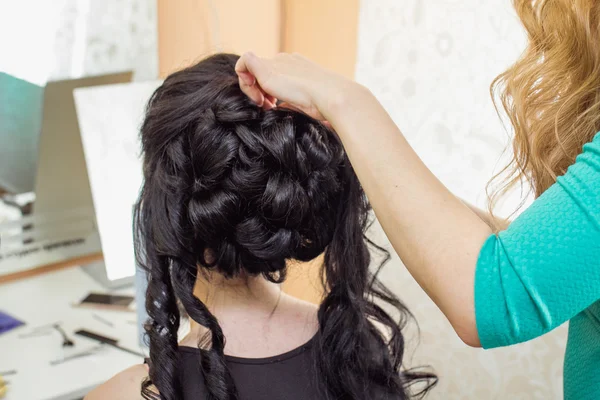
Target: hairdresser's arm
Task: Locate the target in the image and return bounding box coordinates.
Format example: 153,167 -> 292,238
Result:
321,85 -> 492,346
336,89 -> 600,348
236,53 -> 490,345
236,53 -> 600,348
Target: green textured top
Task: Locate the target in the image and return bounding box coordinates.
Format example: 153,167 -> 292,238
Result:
475,132 -> 600,400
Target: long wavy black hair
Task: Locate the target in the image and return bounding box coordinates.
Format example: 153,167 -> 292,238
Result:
134,53 -> 436,400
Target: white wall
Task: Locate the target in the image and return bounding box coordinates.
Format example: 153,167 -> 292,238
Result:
356,1 -> 567,398
0,0 -> 157,84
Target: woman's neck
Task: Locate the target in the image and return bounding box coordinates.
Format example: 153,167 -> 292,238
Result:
194,272 -> 283,320
180,270 -> 319,357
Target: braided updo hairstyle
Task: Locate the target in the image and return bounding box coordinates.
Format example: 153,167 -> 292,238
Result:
134,53 -> 436,400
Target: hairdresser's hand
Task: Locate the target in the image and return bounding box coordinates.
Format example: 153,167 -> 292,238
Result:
235,52 -> 356,121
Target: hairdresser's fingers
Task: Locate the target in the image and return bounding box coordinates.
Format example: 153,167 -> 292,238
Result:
237,68 -> 265,106
236,52 -> 329,120
237,76 -> 264,106
237,71 -> 255,86
265,94 -> 277,106
263,97 -> 277,110
238,70 -> 275,109
236,52 -> 273,89
322,121 -> 334,130
235,53 -> 266,105
262,93 -> 278,110
234,53 -> 252,75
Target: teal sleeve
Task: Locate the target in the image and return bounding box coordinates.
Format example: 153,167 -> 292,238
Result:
475,132 -> 600,349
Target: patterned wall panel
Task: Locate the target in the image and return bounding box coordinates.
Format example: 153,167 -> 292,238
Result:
356,1 -> 566,398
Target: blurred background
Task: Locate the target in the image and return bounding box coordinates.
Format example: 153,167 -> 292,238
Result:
0,1 -> 565,399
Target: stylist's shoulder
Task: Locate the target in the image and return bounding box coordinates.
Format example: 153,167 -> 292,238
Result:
84,364 -> 149,400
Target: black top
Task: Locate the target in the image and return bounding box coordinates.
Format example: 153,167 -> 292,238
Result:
178,335 -> 320,400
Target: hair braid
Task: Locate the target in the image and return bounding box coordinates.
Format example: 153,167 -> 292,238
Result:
135,53 -> 436,400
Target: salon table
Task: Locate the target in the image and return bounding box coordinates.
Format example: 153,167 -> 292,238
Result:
0,267 -> 144,400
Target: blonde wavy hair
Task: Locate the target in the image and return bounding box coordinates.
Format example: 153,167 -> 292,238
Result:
489,0 -> 600,213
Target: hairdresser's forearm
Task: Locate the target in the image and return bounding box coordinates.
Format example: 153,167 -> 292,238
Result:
322,84 -> 491,345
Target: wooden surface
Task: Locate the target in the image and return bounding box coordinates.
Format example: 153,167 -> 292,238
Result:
157,0 -> 360,78
157,0 -> 281,77
0,252 -> 103,285
281,0 -> 360,79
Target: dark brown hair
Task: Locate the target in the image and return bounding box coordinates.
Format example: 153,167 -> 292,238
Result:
134,53 -> 436,400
